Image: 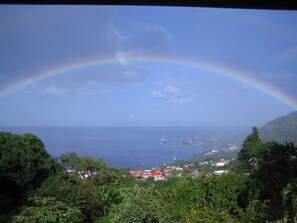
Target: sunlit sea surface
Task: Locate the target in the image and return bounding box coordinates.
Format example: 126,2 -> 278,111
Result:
0,126 -> 250,168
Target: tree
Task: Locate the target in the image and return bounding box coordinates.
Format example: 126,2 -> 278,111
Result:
282,179 -> 297,220
35,172 -> 122,222
160,177 -> 199,221
185,204 -> 238,223
59,152 -> 80,170
112,185 -> 171,223
59,152 -> 106,180
13,196 -> 83,223
237,127 -> 263,174
236,128 -> 297,221
34,172 -> 83,208
0,132 -> 58,214
250,142 -> 297,220
95,185 -> 123,217
93,167 -> 134,187
159,174 -> 245,222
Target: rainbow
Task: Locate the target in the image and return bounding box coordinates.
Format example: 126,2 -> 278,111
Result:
1,55 -> 297,109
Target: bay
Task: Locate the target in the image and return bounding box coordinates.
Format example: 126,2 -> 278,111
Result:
0,126 -> 250,168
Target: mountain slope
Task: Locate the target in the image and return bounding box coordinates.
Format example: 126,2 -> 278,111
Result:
259,111 -> 297,144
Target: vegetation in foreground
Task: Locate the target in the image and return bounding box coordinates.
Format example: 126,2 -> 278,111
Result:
0,128 -> 297,222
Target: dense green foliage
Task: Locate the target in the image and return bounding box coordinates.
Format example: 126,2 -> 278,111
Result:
0,132 -> 58,214
1,130 -> 297,222
237,127 -> 263,174
112,185 -> 170,223
158,173 -> 245,222
13,196 -> 84,223
236,128 -> 297,221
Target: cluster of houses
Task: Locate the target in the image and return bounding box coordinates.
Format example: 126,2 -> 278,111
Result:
65,157 -> 232,182
129,165 -> 189,181
129,158 -> 232,181
204,144 -> 240,155
129,169 -> 165,181
66,169 -> 96,179
198,159 -> 231,167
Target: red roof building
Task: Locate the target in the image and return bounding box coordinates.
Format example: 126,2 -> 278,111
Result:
151,171 -> 162,176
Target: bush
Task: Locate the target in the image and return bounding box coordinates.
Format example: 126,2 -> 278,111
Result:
112,185 -> 171,223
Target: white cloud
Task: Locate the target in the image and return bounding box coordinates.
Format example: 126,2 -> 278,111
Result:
151,82 -> 197,105
108,22 -> 127,41
133,22 -> 171,44
115,51 -> 132,65
122,71 -> 140,79
44,86 -> 65,96
168,94 -> 197,105
151,90 -> 163,99
38,82 -> 112,97
121,22 -> 172,57
162,86 -> 184,96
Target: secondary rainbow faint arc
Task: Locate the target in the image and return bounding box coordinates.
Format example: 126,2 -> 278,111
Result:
1,56 -> 297,109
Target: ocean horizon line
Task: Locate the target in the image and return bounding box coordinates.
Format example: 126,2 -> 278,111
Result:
0,125 -> 253,128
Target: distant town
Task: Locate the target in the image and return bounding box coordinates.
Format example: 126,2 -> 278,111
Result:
129,142 -> 240,181
65,141 -> 241,181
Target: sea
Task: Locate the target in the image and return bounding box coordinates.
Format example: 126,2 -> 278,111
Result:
0,126 -> 250,168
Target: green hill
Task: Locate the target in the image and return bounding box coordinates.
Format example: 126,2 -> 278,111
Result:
259,111 -> 297,144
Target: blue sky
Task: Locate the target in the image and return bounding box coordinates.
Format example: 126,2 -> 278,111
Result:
0,5 -> 297,127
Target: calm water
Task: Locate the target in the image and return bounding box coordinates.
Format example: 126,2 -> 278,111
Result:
0,126 -> 250,168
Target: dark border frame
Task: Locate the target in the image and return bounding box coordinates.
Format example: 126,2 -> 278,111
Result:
1,0 -> 297,10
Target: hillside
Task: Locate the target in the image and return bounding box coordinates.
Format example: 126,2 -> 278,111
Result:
259,111 -> 297,144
